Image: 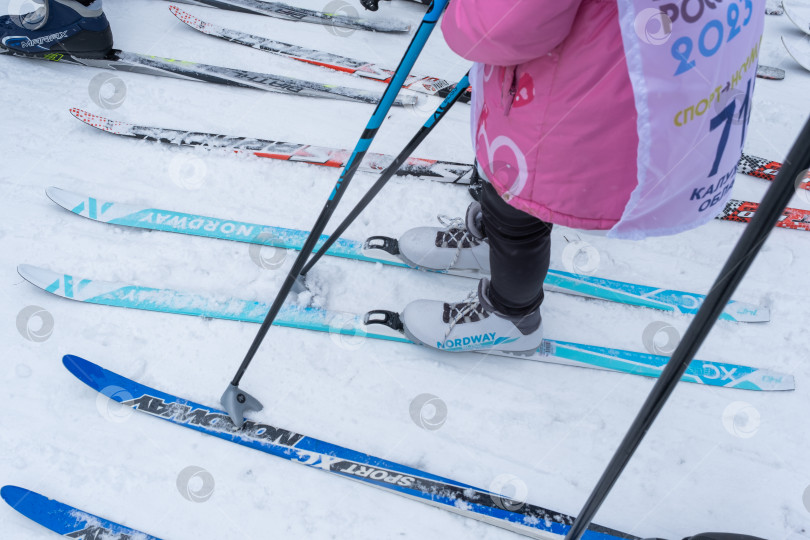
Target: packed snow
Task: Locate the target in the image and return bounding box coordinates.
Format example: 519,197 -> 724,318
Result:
1,0 -> 810,538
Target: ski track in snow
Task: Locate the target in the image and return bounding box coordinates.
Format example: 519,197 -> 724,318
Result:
1,1 -> 810,538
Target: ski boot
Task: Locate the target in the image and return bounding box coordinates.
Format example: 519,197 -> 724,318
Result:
400,278 -> 543,354
0,0 -> 113,58
398,200 -> 491,273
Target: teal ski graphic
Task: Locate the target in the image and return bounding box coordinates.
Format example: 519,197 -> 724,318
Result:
19,264 -> 793,391
46,187 -> 769,323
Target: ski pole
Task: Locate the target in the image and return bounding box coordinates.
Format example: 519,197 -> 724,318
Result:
564,114 -> 810,540
221,0 -> 450,425
299,70 -> 470,278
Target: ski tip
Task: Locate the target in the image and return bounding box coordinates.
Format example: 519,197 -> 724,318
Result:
62,354 -> 100,387
45,185 -> 65,204
1,485 -> 52,510
0,485 -> 51,513
68,107 -> 102,126
68,107 -> 127,135
63,356 -> 138,402
17,264 -> 57,289
0,485 -> 28,506
17,263 -> 42,284
44,186 -> 79,211
169,4 -> 206,31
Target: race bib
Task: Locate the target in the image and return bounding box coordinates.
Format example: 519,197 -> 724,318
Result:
610,0 -> 765,239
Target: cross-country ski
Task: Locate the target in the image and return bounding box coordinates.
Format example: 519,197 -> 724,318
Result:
0,49 -> 417,104
45,186 -> 771,321
70,107 -> 474,182
170,5 -> 470,100
2,0 -> 808,539
19,265 -> 792,390
69,108 -> 793,187
62,354 -> 637,540
166,0 -> 411,32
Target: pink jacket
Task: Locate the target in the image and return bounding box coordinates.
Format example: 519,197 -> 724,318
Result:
442,0 -> 638,230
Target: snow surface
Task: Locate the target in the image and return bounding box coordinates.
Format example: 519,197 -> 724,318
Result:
1,1 -> 810,539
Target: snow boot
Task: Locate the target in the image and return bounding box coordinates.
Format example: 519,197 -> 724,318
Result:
0,0 -> 113,58
401,278 -> 543,354
398,201 -> 491,273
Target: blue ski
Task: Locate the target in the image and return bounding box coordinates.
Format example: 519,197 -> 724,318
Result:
46,187 -> 770,323
1,485 -> 160,539
61,354 -> 634,540
19,265 -> 793,391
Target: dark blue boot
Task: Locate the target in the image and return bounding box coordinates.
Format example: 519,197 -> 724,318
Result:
0,0 -> 113,58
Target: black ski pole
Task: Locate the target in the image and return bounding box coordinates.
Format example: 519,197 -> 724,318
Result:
220,0 -> 450,425
299,70 -> 470,278
564,114 -> 810,540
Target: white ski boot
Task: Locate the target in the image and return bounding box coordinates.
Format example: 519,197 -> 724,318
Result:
401,279 -> 543,354
398,201 -> 491,273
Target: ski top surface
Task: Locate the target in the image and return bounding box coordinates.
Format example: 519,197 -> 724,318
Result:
0,50 -> 417,106
782,35 -> 810,71
61,356 -> 635,540
167,0 -> 411,32
19,264 -> 792,391
1,485 -> 160,540
71,108 -> 795,187
783,0 -> 810,35
169,5 -> 471,101
718,198 -> 810,231
46,186 -> 770,323
69,108 -> 474,183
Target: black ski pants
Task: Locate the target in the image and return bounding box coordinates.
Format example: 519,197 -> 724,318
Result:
480,181 -> 552,316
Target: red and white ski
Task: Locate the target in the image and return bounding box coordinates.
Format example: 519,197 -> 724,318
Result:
70,108 -> 474,183
737,152 -> 810,188
73,108 -> 804,190
718,199 -> 810,231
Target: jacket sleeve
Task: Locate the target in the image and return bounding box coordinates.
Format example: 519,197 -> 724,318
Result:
441,0 -> 584,66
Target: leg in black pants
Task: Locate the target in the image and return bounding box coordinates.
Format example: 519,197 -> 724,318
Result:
480,181 -> 552,317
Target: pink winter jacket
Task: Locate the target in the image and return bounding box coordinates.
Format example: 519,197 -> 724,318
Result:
442,0 -> 639,230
